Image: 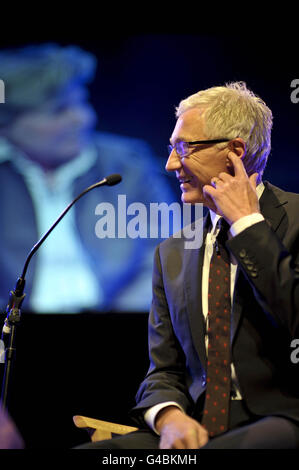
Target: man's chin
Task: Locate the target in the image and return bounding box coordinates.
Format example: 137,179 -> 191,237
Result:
181,190 -> 204,205
30,151 -> 81,171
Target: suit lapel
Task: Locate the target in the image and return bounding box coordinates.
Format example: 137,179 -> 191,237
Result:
231,181 -> 288,344
184,211 -> 210,365
259,181 -> 288,233
183,183 -> 289,361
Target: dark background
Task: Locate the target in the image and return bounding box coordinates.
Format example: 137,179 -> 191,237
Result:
0,34 -> 298,448
0,312 -> 149,448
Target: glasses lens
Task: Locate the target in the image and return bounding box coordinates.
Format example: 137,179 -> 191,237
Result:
167,142 -> 189,157
176,141 -> 189,157
167,144 -> 174,155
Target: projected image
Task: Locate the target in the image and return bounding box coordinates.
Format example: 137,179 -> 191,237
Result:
0,44 -> 177,313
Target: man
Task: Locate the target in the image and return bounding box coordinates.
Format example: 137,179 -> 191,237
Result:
0,44 -> 174,313
79,82 -> 299,449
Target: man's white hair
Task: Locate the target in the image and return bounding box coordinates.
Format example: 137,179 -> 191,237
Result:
175,82 -> 273,181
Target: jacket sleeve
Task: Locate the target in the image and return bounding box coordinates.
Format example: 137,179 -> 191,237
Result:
130,244 -> 193,425
227,219 -> 299,338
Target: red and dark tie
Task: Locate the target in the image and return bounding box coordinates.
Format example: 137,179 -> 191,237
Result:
201,219 -> 231,437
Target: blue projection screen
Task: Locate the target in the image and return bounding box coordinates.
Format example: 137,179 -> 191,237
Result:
0,36 -> 297,313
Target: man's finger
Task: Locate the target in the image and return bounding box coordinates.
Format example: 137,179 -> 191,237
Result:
203,184 -> 217,198
183,429 -> 201,449
249,172 -> 259,189
218,171 -> 233,182
227,151 -> 247,177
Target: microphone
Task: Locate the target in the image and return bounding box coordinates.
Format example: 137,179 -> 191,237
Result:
105,174 -> 122,186
5,171 -> 122,310
20,173 -> 122,286
1,173 -> 122,408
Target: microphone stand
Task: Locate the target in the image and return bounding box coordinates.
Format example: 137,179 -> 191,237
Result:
1,278 -> 25,410
1,174 -> 122,411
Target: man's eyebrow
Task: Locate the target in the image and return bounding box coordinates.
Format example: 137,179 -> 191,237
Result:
169,136 -> 188,145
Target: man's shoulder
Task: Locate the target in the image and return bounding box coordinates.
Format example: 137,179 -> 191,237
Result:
92,131 -> 170,184
265,181 -> 299,198
265,181 -> 299,213
93,131 -> 154,159
157,215 -> 207,255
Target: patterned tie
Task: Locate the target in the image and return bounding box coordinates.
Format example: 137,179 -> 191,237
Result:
201,219 -> 231,437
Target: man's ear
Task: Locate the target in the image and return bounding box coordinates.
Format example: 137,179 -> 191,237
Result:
226,138 -> 246,171
228,138 -> 246,158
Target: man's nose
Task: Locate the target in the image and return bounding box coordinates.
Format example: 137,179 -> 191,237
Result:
165,149 -> 182,172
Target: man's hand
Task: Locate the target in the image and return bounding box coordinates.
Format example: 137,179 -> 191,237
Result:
155,406 -> 209,449
203,152 -> 260,225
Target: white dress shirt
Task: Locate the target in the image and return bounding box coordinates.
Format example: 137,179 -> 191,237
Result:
0,137 -> 102,312
144,183 -> 265,433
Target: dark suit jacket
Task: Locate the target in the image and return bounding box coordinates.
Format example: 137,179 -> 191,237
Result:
131,182 -> 299,426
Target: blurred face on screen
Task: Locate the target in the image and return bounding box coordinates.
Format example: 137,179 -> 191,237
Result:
4,86 -> 97,171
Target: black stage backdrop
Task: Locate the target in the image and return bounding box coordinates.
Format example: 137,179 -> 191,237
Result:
0,312 -> 149,448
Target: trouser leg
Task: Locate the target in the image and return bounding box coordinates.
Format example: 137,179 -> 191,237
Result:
74,429 -> 160,449
75,400 -> 299,449
201,415 -> 299,449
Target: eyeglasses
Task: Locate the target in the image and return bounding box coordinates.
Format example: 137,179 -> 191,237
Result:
167,139 -> 230,158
